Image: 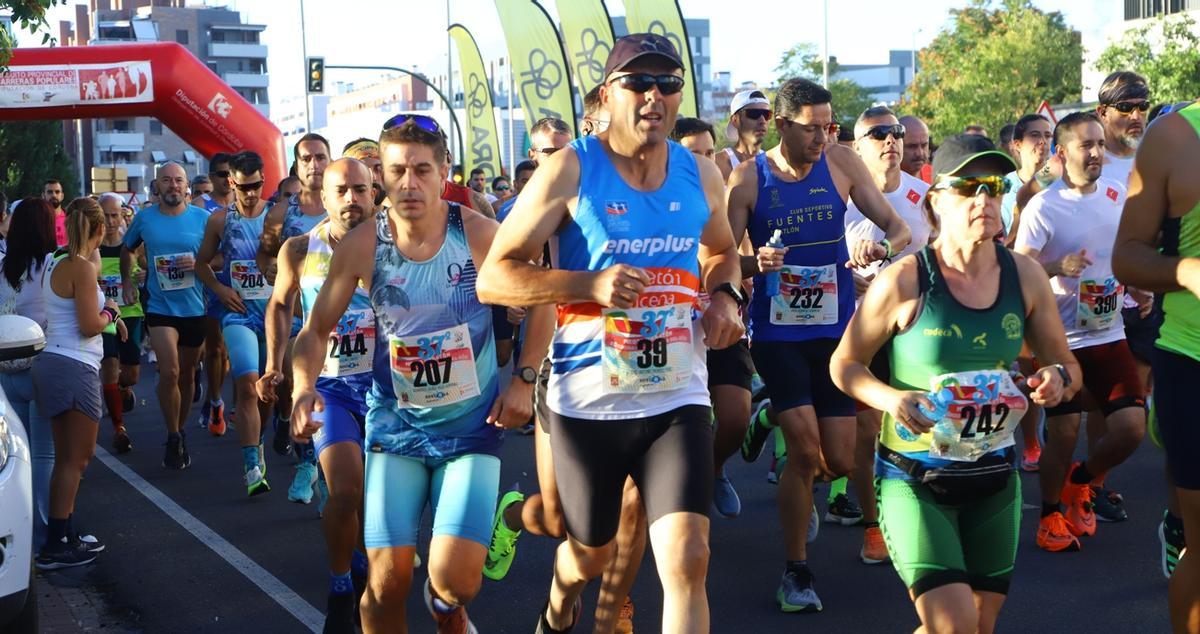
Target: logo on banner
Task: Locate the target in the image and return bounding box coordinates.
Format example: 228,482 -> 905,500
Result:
574,28 -> 611,88
0,61 -> 153,108
646,21 -> 685,63
465,73 -> 497,178
207,92 -> 233,118
520,48 -> 566,121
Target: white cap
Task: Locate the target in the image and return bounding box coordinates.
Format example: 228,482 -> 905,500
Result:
725,89 -> 771,142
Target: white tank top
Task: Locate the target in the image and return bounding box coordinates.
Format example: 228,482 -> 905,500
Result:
42,257 -> 104,369
723,147 -> 763,169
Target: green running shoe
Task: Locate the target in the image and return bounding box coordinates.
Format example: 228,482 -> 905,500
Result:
742,399 -> 776,462
483,490 -> 524,581
245,464 -> 270,497
1160,510 -> 1186,579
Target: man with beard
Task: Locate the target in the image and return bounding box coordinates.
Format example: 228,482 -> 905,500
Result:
898,115 -> 931,183
1096,71 -> 1149,187
121,162 -> 209,469
717,89 -> 771,182
42,179 -> 67,247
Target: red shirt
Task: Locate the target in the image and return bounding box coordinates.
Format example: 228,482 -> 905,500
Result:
442,181 -> 473,208
54,210 -> 67,247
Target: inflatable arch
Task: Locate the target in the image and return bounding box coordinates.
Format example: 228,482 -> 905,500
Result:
0,41 -> 286,196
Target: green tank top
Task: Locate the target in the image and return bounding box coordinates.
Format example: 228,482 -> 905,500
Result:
99,243 -> 145,319
880,244 -> 1027,454
1157,102 -> 1200,362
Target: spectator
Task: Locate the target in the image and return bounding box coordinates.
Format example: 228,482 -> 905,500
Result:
491,175 -> 512,202
190,175 -> 213,203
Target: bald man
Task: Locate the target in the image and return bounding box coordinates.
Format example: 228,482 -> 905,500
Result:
898,115 -> 931,182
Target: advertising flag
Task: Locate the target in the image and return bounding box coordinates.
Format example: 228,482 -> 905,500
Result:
449,24 -> 505,180
495,0 -> 578,136
555,0 -> 616,98
622,0 -> 699,117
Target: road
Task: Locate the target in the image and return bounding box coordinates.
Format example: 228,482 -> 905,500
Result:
40,368 -> 1174,633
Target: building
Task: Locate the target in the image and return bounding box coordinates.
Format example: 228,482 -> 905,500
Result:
610,16 -> 714,121
59,0 -> 268,197
1081,1 -> 1200,100
831,50 -> 917,105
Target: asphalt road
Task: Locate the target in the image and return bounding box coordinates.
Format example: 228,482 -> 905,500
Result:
43,367 -> 1174,633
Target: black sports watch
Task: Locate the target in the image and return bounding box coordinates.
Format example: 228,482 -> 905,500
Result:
516,366 -> 538,384
711,282 -> 747,308
1050,363 -> 1072,388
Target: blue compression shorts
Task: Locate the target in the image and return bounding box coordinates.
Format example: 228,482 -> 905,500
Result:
312,389 -> 367,456
222,323 -> 266,379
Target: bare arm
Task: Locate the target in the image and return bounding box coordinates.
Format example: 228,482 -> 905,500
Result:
194,211 -> 225,293
1013,252 -> 1081,404
468,190 -> 496,219
831,258 -> 916,412
715,149 -> 734,183
264,237 -> 305,376
834,145 -> 912,258
256,204 -> 287,281
120,245 -> 136,306
724,159 -> 763,279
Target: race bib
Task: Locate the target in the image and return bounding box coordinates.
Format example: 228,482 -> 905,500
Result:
321,308 -> 375,377
770,264 -> 838,325
230,259 -> 271,300
1077,276 -> 1123,331
98,274 -> 122,302
389,323 -> 480,408
601,304 -> 693,394
153,253 -> 194,291
923,369 -> 1028,462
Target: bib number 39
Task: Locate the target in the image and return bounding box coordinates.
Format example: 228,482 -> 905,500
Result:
602,304 -> 693,394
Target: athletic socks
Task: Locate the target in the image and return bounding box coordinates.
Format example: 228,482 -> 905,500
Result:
330,571 -> 353,595
1069,461 -> 1095,485
785,559 -> 808,574
103,383 -> 123,427
1042,502 -> 1062,518
241,446 -> 259,470
827,477 -> 848,504
48,516 -> 68,544
297,440 -> 317,465
351,550 -> 369,578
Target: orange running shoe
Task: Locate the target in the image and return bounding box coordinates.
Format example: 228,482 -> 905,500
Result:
1020,443 -> 1041,472
208,402 -> 227,437
860,526 -> 889,564
1062,465 -> 1097,537
615,597 -> 634,634
1037,512 -> 1081,552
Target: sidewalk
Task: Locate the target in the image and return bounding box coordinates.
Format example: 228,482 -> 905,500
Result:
36,567 -> 140,633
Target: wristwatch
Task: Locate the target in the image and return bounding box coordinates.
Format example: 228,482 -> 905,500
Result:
711,282 -> 747,308
1050,363 -> 1072,388
516,366 -> 538,384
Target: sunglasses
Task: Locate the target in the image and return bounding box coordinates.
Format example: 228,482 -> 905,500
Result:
933,175 -> 1011,198
234,181 -> 264,193
859,124 -> 906,141
740,108 -> 771,121
1106,100 -> 1150,115
494,185 -> 511,192
382,113 -> 443,133
210,170 -> 230,178
531,147 -> 559,155
608,73 -> 685,96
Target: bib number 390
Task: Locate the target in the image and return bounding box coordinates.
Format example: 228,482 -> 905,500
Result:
602,304 -> 693,394
1077,276 -> 1123,332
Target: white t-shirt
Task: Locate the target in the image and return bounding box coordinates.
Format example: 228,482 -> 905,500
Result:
1015,177 -> 1128,349
1103,150 -> 1135,188
844,171 -> 932,279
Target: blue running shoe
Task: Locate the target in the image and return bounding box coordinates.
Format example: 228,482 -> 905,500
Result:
777,566 -> 822,613
713,469 -> 741,518
288,462 -> 318,504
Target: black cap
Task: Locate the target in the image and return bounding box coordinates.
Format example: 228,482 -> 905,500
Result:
931,134 -> 1018,178
603,33 -> 684,81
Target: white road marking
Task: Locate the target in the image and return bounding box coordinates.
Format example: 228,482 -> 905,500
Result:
94,446 -> 323,632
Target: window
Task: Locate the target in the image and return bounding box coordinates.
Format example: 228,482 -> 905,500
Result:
112,120 -> 130,132
149,121 -> 163,135
175,29 -> 189,45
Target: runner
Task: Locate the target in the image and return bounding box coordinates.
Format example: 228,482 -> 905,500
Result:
256,157 -> 375,631
42,179 -> 67,247
830,133 -> 1080,634
898,115 -> 931,183
726,77 -> 910,612
843,105 -> 933,564
581,85 -> 610,136
496,117 -> 574,221
716,89 -> 770,182
198,152 -> 236,435
189,176 -> 212,203
1014,112 -> 1146,552
1095,71 -> 1149,188
671,117 -> 717,160
1001,114 -> 1053,240
1113,99 -> 1200,633
478,33 -> 745,632
121,161 -> 208,469
98,193 -> 144,454
291,115 -> 537,632
998,123 -> 1017,161
196,151 -> 276,497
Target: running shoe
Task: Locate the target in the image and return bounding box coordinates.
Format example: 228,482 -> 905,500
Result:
860,526 -> 889,564
208,402 -> 227,437
257,441 -> 266,479
73,533 -> 105,553
1061,465 -> 1097,537
288,462 -> 318,504
777,566 -> 822,613
245,464 -> 270,497
615,597 -> 634,634
1020,442 -> 1041,472
535,598 -> 581,634
163,434 -> 190,470
198,398 -> 211,429
750,374 -> 767,402
112,425 -> 133,454
423,578 -> 478,634
1036,511 -> 1081,552
324,591 -> 356,634
121,386 -> 135,413
1159,510 -> 1186,579
742,399 -> 774,462
35,538 -> 98,570
1091,486 -> 1128,522
272,413 -> 293,456
824,493 -> 863,526
192,361 -> 204,404
807,503 -> 819,543
484,489 -> 525,581
713,468 -> 741,518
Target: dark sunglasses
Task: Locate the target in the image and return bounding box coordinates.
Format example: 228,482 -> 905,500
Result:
494,185 -> 511,192
382,113 -> 443,133
531,147 -> 559,155
1106,100 -> 1150,114
932,175 -> 1011,198
740,108 -> 771,121
234,181 -> 264,193
859,124 -> 906,141
608,73 -> 685,96
210,169 -> 230,178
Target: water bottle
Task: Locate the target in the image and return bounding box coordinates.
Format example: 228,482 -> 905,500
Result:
764,229 -> 784,297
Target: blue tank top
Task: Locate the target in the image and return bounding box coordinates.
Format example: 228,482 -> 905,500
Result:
282,195 -> 326,241
219,203 -> 272,332
365,205 -> 500,458
747,152 -> 854,341
299,222 -> 374,405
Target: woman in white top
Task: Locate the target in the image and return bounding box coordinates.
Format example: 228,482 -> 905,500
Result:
32,197 -> 124,570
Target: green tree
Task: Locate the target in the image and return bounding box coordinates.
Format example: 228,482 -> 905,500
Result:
0,1 -> 64,69
0,120 -> 77,201
774,42 -> 875,129
1094,14 -> 1200,104
902,0 -> 1083,141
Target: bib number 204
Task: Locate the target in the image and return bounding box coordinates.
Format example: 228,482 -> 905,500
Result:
410,357 -> 452,387
959,403 -> 1011,439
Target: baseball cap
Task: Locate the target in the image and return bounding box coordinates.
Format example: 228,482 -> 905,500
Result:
603,33 -> 684,82
724,90 -> 771,142
930,134 -> 1017,179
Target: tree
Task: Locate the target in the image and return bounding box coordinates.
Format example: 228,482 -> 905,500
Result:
902,0 -> 1083,141
1094,13 -> 1200,105
0,120 -> 77,202
774,43 -> 875,129
0,1 -> 64,70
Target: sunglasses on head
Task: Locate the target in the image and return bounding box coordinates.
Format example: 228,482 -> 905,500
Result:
210,169 -> 230,178
859,123 -> 906,141
1106,100 -> 1150,114
608,73 -> 685,96
234,181 -> 264,193
382,113 -> 443,133
740,108 -> 771,121
933,175 -> 1011,198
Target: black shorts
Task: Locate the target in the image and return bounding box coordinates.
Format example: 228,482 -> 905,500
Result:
491,305 -> 515,342
1122,304 -> 1163,364
145,313 -> 206,348
707,339 -> 754,390
1151,347 -> 1200,490
533,358 -> 552,432
750,337 -> 856,417
549,404 -> 714,546
101,316 -> 144,366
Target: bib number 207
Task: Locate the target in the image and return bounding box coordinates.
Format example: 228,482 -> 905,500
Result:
409,357 -> 452,387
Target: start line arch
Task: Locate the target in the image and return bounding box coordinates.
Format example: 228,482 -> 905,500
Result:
0,41 -> 286,196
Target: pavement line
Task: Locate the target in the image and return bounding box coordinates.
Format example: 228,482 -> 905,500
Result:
93,446 -> 324,632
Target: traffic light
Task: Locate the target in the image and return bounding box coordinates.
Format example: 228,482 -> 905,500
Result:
307,57 -> 324,93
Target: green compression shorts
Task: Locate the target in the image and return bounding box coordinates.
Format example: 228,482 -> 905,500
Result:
877,472 -> 1021,598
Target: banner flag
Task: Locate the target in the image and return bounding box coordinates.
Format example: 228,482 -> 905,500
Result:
495,0 -> 578,136
621,0 -> 699,117
449,24 -> 505,180
555,0 -> 616,99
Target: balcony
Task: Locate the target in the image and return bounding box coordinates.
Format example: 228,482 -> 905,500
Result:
95,131 -> 145,152
254,103 -> 271,118
208,42 -> 267,59
223,72 -> 269,89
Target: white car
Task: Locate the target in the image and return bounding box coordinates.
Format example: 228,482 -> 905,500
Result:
0,314 -> 45,632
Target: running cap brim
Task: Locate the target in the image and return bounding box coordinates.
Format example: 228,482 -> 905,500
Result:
931,134 -> 1018,178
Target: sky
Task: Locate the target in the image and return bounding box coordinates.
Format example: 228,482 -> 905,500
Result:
26,0 -> 1122,108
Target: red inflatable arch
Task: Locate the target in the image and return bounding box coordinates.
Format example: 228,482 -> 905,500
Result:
0,41 -> 286,196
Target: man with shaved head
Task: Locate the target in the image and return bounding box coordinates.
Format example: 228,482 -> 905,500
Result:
258,157 -> 377,631
898,115 -> 931,182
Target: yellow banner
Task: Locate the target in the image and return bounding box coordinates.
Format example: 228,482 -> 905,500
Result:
494,0 -> 578,136
622,0 -> 698,118
555,0 -> 616,98
449,24 -> 504,181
